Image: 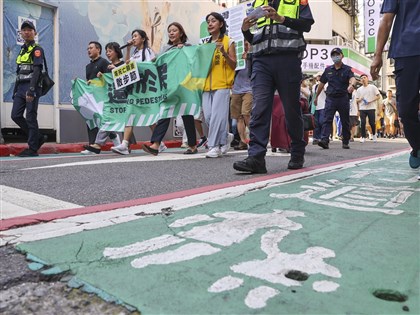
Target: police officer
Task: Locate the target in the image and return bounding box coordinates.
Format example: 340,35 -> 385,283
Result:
11,20 -> 46,157
233,0 -> 314,174
314,48 -> 356,150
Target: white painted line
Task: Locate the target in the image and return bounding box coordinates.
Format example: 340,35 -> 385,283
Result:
0,185 -> 83,220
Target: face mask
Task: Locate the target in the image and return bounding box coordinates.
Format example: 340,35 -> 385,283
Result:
332,55 -> 342,64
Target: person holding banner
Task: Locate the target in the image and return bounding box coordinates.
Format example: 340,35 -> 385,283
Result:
111,29 -> 157,155
83,42 -> 123,154
142,22 -> 198,156
202,12 -> 237,158
233,0 -> 314,173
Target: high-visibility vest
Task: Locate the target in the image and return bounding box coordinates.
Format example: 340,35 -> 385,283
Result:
254,0 -> 300,28
16,43 -> 39,81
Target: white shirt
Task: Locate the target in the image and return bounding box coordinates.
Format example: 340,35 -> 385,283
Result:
356,84 -> 380,110
315,83 -> 326,111
130,47 -> 155,62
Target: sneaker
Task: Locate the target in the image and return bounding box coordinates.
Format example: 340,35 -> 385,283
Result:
85,145 -> 101,154
369,134 -> 373,140
206,147 -> 222,158
181,142 -> 189,148
197,136 -> 208,148
342,143 -> 350,149
81,149 -> 95,155
372,135 -> 377,142
231,138 -> 240,147
318,140 -> 329,149
360,137 -> 366,143
159,142 -> 167,153
111,134 -> 121,147
221,133 -> 234,155
409,150 -> 420,169
111,143 -> 130,155
233,156 -> 267,174
18,148 -> 38,157
287,155 -> 304,170
312,139 -> 319,145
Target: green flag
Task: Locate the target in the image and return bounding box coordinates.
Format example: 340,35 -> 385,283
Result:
71,44 -> 215,132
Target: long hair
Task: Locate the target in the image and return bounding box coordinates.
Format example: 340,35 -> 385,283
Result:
105,42 -> 123,59
132,29 -> 150,61
167,22 -> 188,45
205,12 -> 226,41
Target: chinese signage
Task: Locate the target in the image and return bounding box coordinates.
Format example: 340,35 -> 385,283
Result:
111,61 -> 140,90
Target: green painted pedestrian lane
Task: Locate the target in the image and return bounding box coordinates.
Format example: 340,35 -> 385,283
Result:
17,155 -> 420,314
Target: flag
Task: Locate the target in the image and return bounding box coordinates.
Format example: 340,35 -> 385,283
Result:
71,44 -> 215,132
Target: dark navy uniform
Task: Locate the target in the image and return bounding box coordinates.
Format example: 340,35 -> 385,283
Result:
11,33 -> 45,155
320,64 -> 354,145
234,0 -> 314,172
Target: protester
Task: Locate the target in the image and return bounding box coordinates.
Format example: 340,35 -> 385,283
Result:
11,20 -> 47,157
202,12 -> 236,158
111,29 -> 157,155
312,71 -> 325,145
355,74 -> 380,143
314,48 -> 356,150
383,90 -> 397,138
79,41 -> 110,154
142,22 -> 198,156
83,42 -> 123,154
233,1 -> 314,173
230,40 -> 252,151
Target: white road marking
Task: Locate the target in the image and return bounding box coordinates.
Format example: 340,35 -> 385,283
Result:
312,280 -> 340,292
0,185 -> 82,220
0,151 -> 408,246
208,276 -> 244,293
245,286 -> 280,309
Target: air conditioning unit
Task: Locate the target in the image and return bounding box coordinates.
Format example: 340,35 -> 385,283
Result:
332,36 -> 344,46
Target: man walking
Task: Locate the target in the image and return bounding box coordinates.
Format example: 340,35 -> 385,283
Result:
371,0 -> 420,176
314,48 -> 356,149
355,74 -> 380,143
233,0 -> 314,173
11,20 -> 47,157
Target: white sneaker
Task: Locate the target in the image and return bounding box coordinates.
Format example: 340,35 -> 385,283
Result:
206,147 -> 221,158
360,137 -> 365,143
159,142 -> 167,153
369,134 -> 373,140
111,143 -> 130,155
221,133 -> 234,155
180,142 -> 188,148
81,149 -> 95,155
373,135 -> 377,142
112,134 -> 121,147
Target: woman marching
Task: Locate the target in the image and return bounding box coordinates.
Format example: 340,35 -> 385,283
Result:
202,12 -> 237,158
142,22 -> 198,156
111,29 -> 157,155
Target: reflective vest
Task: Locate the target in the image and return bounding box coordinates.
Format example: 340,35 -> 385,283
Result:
16,43 -> 39,81
204,35 -> 235,91
254,0 -> 300,28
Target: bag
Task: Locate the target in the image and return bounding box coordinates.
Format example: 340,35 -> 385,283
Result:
40,71 -> 54,96
303,113 -> 316,131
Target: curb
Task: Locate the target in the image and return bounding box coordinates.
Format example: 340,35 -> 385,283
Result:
0,140 -> 183,157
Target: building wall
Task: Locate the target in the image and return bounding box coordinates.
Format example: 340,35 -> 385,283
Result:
332,2 -> 353,39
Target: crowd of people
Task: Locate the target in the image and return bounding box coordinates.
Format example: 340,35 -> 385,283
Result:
11,0 -> 419,179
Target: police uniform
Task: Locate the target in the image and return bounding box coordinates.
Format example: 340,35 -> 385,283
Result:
11,21 -> 45,156
233,0 -> 314,173
319,55 -> 354,146
381,0 -> 420,165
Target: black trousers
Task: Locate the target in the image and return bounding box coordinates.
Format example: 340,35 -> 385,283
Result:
151,115 -> 196,146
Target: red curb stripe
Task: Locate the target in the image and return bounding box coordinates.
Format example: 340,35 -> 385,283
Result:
0,149 -> 408,231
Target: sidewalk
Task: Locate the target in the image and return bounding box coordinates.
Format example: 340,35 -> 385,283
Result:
0,140 -> 183,157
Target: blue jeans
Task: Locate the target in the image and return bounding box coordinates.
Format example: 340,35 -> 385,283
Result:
313,109 -> 325,140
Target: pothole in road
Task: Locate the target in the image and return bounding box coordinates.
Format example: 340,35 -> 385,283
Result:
372,289 -> 408,302
285,270 -> 309,281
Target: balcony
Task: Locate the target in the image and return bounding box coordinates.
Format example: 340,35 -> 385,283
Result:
333,0 -> 357,16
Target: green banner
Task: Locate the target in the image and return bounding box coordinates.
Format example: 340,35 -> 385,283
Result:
71,44 -> 215,131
